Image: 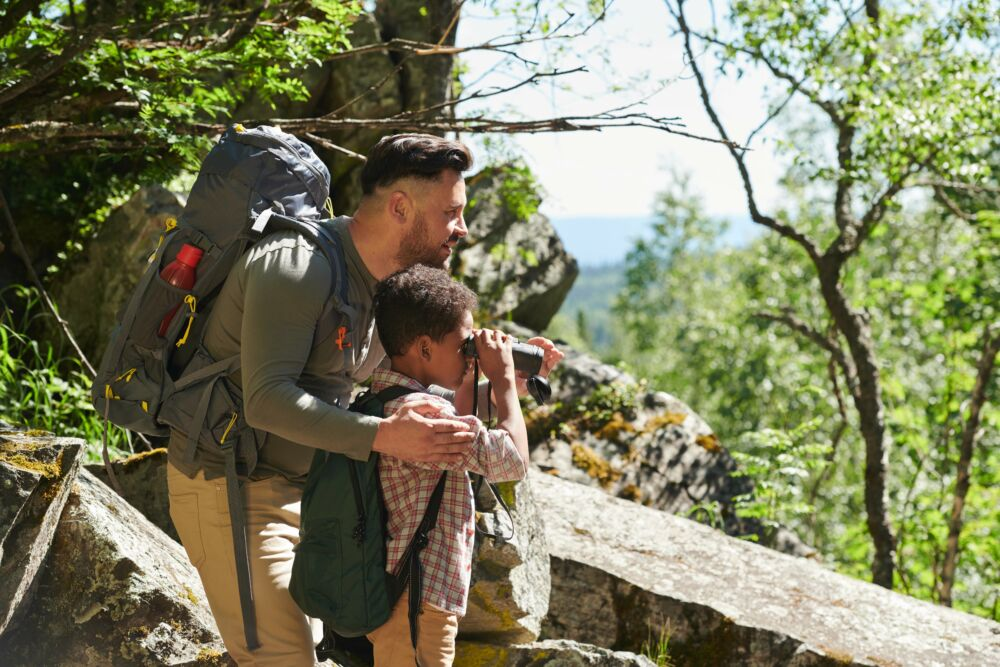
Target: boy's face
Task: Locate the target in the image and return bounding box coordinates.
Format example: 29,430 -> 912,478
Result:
427,310 -> 475,390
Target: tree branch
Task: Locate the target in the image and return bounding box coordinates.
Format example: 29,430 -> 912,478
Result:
0,0 -> 42,39
0,187 -> 96,378
671,0 -> 821,263
0,22 -> 110,107
0,109 -> 733,148
754,309 -> 859,400
939,322 -> 1000,606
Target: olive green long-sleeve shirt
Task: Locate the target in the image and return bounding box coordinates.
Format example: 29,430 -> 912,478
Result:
167,217 -> 385,482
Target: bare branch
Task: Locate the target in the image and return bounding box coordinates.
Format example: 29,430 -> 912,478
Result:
687,27 -> 844,127
934,186 -> 978,222
0,109 -> 733,149
392,66 -> 588,119
303,133 -> 366,162
670,0 -> 821,262
754,309 -> 859,397
0,187 -> 96,378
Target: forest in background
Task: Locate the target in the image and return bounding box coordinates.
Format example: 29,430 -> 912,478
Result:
0,0 -> 996,627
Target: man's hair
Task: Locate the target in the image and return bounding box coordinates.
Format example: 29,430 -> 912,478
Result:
373,264 -> 478,357
360,134 -> 473,195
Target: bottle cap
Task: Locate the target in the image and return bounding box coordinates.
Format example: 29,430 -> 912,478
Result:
177,243 -> 203,267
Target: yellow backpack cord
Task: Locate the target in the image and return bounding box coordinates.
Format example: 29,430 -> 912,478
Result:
176,295 -> 197,348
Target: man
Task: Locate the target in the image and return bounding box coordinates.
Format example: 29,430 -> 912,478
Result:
167,135 -> 492,665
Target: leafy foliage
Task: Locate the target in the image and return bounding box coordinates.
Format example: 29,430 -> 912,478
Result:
0,286 -> 127,461
0,1 -> 359,269
613,178 -> 999,618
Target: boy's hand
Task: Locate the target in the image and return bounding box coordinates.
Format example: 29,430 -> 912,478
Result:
515,336 -> 563,398
473,329 -> 516,385
373,399 -> 474,464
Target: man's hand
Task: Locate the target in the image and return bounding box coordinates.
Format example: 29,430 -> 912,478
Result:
372,399 -> 474,464
515,336 -> 564,398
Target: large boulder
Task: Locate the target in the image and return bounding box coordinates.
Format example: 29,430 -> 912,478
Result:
0,428 -> 83,638
527,344 -> 811,557
533,469 -> 1000,666
87,448 -> 177,542
0,468 -> 230,666
456,639 -> 656,666
51,185 -> 186,360
460,478 -> 550,643
456,168 -> 579,332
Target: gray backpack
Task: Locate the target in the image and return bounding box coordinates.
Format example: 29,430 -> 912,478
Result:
91,123 -> 351,651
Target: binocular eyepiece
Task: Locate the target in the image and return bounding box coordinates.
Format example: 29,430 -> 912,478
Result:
461,335 -> 551,404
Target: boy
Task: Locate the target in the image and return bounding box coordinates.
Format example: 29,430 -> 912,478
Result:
367,264 -> 547,667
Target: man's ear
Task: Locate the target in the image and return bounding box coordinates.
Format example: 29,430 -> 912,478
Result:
387,189 -> 413,225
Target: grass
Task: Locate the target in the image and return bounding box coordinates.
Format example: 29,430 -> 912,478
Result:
0,285 -> 128,461
640,622 -> 674,667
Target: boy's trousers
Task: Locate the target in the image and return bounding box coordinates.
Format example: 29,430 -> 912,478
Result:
367,591 -> 459,667
167,462 -> 322,666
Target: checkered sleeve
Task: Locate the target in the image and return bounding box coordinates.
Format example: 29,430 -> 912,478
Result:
394,395 -> 526,482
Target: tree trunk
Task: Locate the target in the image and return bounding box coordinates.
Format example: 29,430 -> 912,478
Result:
818,258 -> 896,588
939,325 -> 1000,606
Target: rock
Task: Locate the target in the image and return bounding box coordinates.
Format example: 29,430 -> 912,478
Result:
314,12 -> 405,213
456,168 -> 579,331
457,638 -> 657,666
532,469 -> 1000,667
0,468 -> 230,666
51,185 -> 186,360
87,448 -> 177,543
527,343 -> 812,557
460,477 -> 550,643
0,429 -> 84,638
374,0 -> 460,112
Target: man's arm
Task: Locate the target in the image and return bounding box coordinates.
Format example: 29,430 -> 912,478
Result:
240,235 -> 471,463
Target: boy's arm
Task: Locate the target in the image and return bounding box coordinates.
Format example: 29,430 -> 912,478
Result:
390,394 -> 526,481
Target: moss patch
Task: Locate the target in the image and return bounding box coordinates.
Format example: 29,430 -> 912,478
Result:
695,433 -> 722,453
571,441 -> 621,488
195,647 -> 227,665
120,447 -> 167,468
644,412 -> 687,432
0,448 -> 63,478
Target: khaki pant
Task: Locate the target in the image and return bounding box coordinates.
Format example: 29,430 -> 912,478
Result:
367,591 -> 459,667
167,462 -> 321,666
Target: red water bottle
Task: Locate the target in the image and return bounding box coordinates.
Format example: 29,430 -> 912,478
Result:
158,243 -> 203,337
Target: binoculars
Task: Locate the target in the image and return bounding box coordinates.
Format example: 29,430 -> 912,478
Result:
462,335 -> 551,404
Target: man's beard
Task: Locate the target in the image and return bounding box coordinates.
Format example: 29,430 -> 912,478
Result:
396,211 -> 448,269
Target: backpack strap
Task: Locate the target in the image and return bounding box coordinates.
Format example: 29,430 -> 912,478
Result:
396,472 -> 447,650
368,383 -> 448,650
254,211 -> 355,361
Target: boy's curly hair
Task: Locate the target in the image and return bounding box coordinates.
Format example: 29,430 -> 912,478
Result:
373,265 -> 478,357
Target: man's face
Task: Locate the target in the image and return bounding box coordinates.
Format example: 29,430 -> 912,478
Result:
427,310 -> 475,390
396,169 -> 468,269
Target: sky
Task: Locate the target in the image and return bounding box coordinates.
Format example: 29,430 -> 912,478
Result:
455,0 -> 787,264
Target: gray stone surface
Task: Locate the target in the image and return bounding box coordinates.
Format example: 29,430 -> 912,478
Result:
52,185 -> 186,359
527,343 -> 812,557
0,468 -> 230,666
457,638 -> 657,666
87,448 -> 177,542
461,477 -> 551,643
0,428 -> 83,638
533,469 -> 1000,667
456,168 -> 579,332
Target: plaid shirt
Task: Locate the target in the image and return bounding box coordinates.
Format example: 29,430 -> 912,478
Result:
372,368 -> 527,616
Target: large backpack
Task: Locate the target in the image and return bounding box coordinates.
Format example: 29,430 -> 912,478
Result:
289,386 -> 447,649
91,123 -> 351,651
